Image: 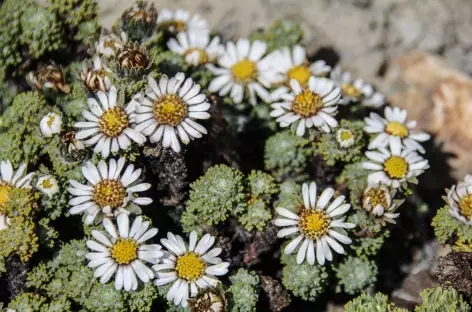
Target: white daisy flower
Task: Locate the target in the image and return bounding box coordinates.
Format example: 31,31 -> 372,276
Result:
207,39 -> 276,105
270,77 -> 341,136
330,65 -> 385,107
134,73 -> 211,153
446,176 -> 472,225
167,31 -> 223,66
0,161 -> 34,198
85,213 -> 164,291
40,112 -> 62,137
95,31 -> 128,58
362,184 -> 403,225
0,161 -> 34,230
157,9 -> 209,34
364,106 -> 431,153
275,182 -> 355,265
362,142 -> 429,189
269,45 -> 331,100
336,128 -> 355,148
68,157 -> 152,225
36,175 -> 59,198
75,86 -> 146,158
154,231 -> 230,308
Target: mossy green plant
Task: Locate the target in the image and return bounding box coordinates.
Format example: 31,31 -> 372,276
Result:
182,166 -> 278,233
415,286 -> 471,312
0,92 -> 54,166
334,256 -> 378,295
20,6 -> 65,59
314,119 -> 366,166
344,292 -> 408,312
228,269 -> 260,312
264,130 -> 311,180
432,206 -> 472,249
280,251 -> 328,302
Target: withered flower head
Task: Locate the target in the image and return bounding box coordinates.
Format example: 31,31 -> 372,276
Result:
122,1 -> 157,25
117,42 -> 151,71
188,286 -> 227,312
27,64 -> 70,94
59,130 -> 87,160
79,55 -> 112,93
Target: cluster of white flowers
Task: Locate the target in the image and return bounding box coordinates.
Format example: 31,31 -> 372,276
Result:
362,107 -> 430,189
205,43 -> 386,136
67,12 -> 231,306
85,213 -> 229,307
58,7 -> 434,307
67,155 -> 229,307
361,105 -> 430,224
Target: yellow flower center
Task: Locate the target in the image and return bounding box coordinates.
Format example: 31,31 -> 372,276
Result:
175,251 -> 206,281
183,48 -> 209,65
47,115 -> 56,128
104,39 -> 116,48
287,65 -> 311,86
292,89 -> 323,118
99,107 -> 129,138
153,94 -> 188,126
0,183 -> 12,207
339,129 -> 353,141
385,121 -> 409,138
92,179 -> 126,209
160,20 -> 187,32
384,156 -> 408,179
459,194 -> 472,219
110,238 -> 139,264
94,69 -> 108,78
40,178 -> 53,189
298,209 -> 331,240
362,188 -> 389,210
341,83 -> 361,98
231,59 -> 257,83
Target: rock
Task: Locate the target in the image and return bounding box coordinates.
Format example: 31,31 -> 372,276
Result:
434,252 -> 472,296
384,51 -> 472,180
392,270 -> 437,309
391,240 -> 447,309
260,275 -> 291,312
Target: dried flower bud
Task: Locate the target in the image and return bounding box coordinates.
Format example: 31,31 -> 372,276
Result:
79,55 -> 112,93
122,1 -> 157,25
116,43 -> 151,75
27,64 -> 70,93
188,286 -> 227,312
